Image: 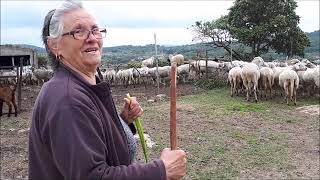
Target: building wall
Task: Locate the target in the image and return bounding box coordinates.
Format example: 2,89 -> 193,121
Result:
0,46 -> 38,67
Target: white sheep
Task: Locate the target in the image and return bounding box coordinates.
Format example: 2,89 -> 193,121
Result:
220,60 -> 248,73
299,66 -> 320,95
122,68 -> 134,86
274,61 -> 288,67
0,71 -> 17,85
190,60 -> 224,76
266,62 -> 276,69
33,68 -> 54,85
228,66 -> 243,97
131,67 -> 149,85
177,64 -> 191,83
146,66 -> 171,86
168,54 -> 185,66
251,56 -> 264,68
286,58 -> 300,66
278,69 -> 299,105
231,60 -> 247,67
105,69 -> 116,85
259,67 -> 274,100
241,63 -> 260,102
157,66 -> 171,86
313,65 -> 320,88
116,70 -> 124,85
272,66 -> 288,94
296,70 -> 306,87
141,57 -> 155,67
301,68 -> 316,96
116,69 -> 133,86
301,59 -> 316,68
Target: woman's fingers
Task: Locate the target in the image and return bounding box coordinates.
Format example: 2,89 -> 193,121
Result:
124,96 -> 143,121
129,105 -> 143,118
123,98 -> 131,109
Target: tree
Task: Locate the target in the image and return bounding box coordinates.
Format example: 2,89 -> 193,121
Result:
271,27 -> 310,57
228,0 -> 310,59
37,54 -> 48,67
127,60 -> 142,68
190,16 -> 244,61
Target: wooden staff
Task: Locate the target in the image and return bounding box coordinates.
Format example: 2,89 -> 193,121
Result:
170,62 -> 177,150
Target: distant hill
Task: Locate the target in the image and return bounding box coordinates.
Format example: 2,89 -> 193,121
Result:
2,30 -> 319,64
1,44 -> 46,55
101,43 -> 226,64
102,30 -> 319,64
304,30 -> 320,57
9,44 -> 47,54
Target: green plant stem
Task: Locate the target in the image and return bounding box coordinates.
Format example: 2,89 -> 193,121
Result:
126,94 -> 148,163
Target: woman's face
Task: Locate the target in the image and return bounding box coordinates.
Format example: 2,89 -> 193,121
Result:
57,9 -> 103,73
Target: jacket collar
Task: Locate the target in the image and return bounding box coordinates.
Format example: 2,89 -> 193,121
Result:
57,62 -> 104,87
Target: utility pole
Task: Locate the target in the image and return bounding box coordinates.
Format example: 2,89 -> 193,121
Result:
154,33 -> 159,94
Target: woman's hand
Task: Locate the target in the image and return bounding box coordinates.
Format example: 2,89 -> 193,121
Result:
160,148 -> 187,180
120,96 -> 143,124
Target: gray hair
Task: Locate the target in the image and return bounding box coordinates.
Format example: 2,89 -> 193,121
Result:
41,0 -> 83,70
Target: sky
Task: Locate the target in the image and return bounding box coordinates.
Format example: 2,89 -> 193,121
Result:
1,0 -> 319,48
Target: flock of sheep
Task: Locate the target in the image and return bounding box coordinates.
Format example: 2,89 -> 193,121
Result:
100,55 -> 319,105
0,67 -> 53,86
0,54 -> 319,117
100,54 -> 188,87
227,57 -> 319,105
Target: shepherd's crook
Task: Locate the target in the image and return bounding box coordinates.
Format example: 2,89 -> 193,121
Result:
170,62 -> 177,150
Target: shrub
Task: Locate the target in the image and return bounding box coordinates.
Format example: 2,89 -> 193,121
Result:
37,54 -> 49,67
194,78 -> 227,90
127,60 -> 142,68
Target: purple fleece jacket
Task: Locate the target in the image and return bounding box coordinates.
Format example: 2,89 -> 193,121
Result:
28,64 -> 166,180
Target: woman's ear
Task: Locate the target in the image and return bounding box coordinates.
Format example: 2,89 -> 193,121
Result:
47,38 -> 59,55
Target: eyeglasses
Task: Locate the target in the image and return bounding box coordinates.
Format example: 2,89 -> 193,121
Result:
62,28 -> 107,40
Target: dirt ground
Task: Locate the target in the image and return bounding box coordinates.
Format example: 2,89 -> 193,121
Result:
0,83 -> 319,179
0,83 -> 203,180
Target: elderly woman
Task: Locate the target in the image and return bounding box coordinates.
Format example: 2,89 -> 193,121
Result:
28,1 -> 186,180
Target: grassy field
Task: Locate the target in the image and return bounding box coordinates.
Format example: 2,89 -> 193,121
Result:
137,87 -> 320,179
0,85 -> 319,179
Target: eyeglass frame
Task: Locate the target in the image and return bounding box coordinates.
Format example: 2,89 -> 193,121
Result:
61,28 -> 107,40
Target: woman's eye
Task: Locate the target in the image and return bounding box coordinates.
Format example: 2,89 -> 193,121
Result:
74,29 -> 84,34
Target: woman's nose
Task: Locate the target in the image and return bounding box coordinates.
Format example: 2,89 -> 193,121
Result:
85,32 -> 98,42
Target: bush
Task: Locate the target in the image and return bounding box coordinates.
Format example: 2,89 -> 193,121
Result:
158,58 -> 170,66
37,54 -> 49,67
127,60 -> 142,68
194,78 -> 227,90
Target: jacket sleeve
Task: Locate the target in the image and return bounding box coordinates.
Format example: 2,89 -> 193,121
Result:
46,103 -> 166,180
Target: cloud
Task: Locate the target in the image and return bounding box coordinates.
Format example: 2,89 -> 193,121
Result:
84,1 -> 233,28
0,27 -> 42,46
104,27 -> 194,47
1,0 -> 319,47
1,1 -> 60,29
296,1 -> 320,32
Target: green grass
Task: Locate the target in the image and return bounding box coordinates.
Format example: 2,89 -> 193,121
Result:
142,87 -> 320,179
179,88 -> 267,114
185,132 -> 240,180
179,87 -> 319,119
